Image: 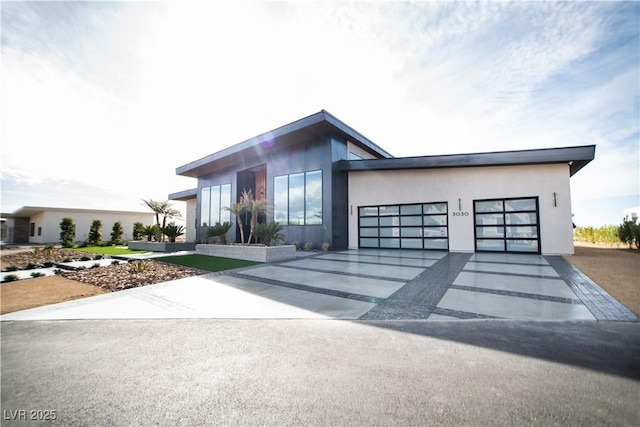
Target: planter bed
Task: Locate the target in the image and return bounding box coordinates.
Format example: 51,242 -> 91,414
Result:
128,241 -> 196,252
196,244 -> 296,263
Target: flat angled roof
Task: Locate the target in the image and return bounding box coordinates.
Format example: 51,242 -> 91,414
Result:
176,110 -> 393,178
337,145 -> 595,177
6,206 -> 153,218
168,188 -> 197,201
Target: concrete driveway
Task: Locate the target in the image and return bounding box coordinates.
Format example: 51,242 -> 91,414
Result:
1,249 -> 636,321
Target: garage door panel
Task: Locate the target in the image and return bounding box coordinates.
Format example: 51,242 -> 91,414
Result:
474,197 -> 540,254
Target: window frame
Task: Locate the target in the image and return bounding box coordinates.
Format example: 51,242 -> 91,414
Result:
273,169 -> 323,226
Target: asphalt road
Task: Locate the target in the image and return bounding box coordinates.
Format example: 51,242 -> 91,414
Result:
2,319 -> 639,426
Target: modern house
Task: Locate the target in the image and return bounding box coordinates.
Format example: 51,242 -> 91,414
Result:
170,110 -> 595,255
2,207 -> 154,245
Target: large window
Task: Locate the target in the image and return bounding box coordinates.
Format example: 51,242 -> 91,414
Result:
273,170 -> 323,225
201,184 -> 231,227
474,197 -> 540,253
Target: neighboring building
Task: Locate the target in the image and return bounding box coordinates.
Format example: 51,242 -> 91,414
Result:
623,206 -> 640,223
2,207 -> 154,245
170,110 -> 595,255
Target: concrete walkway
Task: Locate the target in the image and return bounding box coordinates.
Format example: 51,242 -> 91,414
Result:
1,249 -> 636,321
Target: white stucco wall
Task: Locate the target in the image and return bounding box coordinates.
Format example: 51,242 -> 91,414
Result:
347,164 -> 574,255
347,141 -> 379,160
28,210 -> 154,244
185,199 -> 197,242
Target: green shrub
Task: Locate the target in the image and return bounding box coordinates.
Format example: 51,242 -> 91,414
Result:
30,272 -> 45,278
130,260 -> 148,273
321,242 -> 331,252
5,265 -> 19,272
59,217 -> 76,248
2,274 -> 20,283
304,242 -> 314,251
87,220 -> 103,246
80,256 -> 92,262
132,222 -> 145,241
110,221 -> 124,245
24,263 -> 38,270
574,225 -> 621,245
142,225 -> 159,242
618,219 -> 640,249
42,262 -> 55,268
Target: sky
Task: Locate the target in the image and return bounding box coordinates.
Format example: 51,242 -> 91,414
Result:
1,1 -> 638,227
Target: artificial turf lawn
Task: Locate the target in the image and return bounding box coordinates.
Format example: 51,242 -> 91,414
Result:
75,246 -> 150,255
155,254 -> 261,272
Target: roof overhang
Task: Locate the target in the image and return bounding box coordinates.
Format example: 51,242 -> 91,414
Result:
338,145 -> 596,177
176,110 -> 393,178
169,188 -> 197,201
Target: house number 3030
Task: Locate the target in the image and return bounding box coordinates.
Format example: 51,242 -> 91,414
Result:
451,212 -> 470,216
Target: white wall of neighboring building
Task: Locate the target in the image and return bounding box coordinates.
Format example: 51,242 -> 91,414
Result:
623,206 -> 640,223
27,210 -> 154,244
347,163 -> 574,255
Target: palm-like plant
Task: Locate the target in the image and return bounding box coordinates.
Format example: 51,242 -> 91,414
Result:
206,221 -> 233,244
161,222 -> 186,242
224,202 -> 246,244
246,196 -> 268,244
142,225 -> 159,241
141,199 -> 183,241
254,222 -> 284,246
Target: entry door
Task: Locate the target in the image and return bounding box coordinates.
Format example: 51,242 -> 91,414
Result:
474,197 -> 540,254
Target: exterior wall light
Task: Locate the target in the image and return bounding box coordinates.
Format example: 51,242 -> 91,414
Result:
553,192 -> 558,207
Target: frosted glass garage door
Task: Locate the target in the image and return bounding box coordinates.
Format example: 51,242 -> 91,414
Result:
358,202 -> 448,250
474,197 -> 540,254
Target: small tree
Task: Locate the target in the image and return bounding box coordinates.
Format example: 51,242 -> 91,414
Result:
110,221 -> 124,245
141,199 -> 182,241
132,222 -> 145,241
225,201 -> 246,245
59,217 -> 76,248
87,220 -> 102,246
618,219 -> 640,249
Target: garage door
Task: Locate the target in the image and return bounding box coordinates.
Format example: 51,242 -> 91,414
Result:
474,197 -> 540,254
359,202 -> 448,250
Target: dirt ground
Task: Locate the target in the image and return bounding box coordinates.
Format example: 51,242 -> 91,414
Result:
1,275 -> 107,314
565,243 -> 639,316
1,245 -> 638,316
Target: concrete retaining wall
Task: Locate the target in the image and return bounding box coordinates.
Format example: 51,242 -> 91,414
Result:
196,244 -> 296,262
128,241 -> 196,252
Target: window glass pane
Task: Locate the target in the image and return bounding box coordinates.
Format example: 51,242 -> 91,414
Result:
505,198 -> 536,212
505,212 -> 537,225
349,152 -> 363,160
475,213 -> 504,225
380,216 -> 400,226
423,227 -> 448,237
220,184 -> 231,223
360,217 -> 378,227
360,207 -> 378,216
424,203 -> 447,214
210,186 -> 221,226
475,200 -> 504,213
401,228 -> 423,237
476,227 -> 505,238
274,176 -> 289,225
379,238 -> 400,248
360,228 -> 378,237
507,240 -> 538,252
402,216 -> 422,226
380,228 -> 400,237
506,226 -> 538,238
289,173 -> 305,225
401,239 -> 423,249
360,238 -> 378,248
424,238 -> 448,250
424,215 -> 447,226
400,204 -> 422,215
200,187 -> 211,227
305,170 -> 322,225
477,239 -> 505,251
379,206 -> 399,216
